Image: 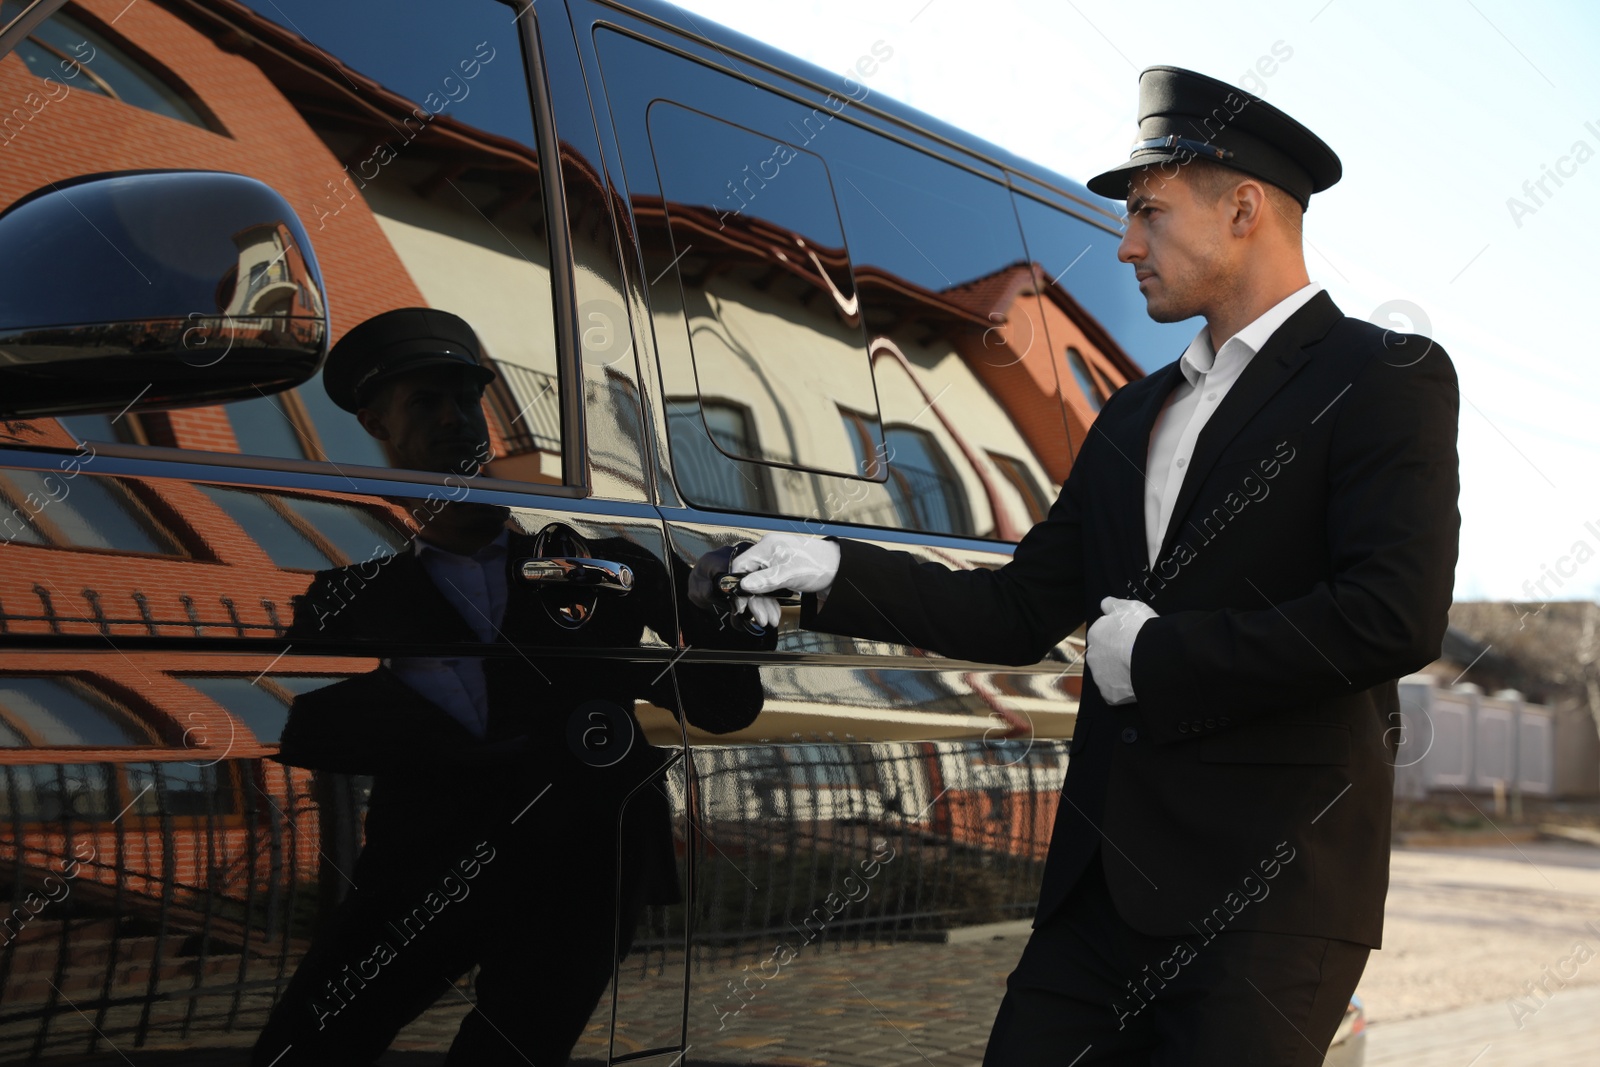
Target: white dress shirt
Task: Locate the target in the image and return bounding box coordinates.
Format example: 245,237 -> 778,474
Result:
387,528 -> 510,739
1091,282 -> 1323,708
1143,282 -> 1323,568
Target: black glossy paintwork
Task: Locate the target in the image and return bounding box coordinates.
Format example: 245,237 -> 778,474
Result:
0,1 -> 1118,1061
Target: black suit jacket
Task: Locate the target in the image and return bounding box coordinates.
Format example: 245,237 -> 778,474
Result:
803,291 -> 1460,948
274,526 -> 769,903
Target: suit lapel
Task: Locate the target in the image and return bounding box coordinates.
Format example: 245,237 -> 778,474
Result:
1152,290 -> 1343,567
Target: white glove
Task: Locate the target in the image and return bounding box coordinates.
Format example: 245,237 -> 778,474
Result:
729,533 -> 841,629
1085,596 -> 1158,706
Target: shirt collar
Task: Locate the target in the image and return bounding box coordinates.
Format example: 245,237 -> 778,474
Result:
1177,282 -> 1324,388
414,525 -> 511,563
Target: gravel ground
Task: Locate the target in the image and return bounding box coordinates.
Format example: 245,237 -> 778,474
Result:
26,840 -> 1600,1064
1358,840 -> 1600,1024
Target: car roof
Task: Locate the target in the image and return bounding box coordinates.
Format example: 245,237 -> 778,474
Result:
604,0 -> 1126,230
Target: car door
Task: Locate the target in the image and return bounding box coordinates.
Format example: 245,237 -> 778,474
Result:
0,1 -> 700,1062
574,5 -> 1093,1057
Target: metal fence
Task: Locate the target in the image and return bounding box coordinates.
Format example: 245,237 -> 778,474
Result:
0,758 -> 330,1062
2,739 -> 1067,1059
1392,677 -> 1556,799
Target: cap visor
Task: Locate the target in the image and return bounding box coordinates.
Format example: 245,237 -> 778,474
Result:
1085,154 -> 1190,202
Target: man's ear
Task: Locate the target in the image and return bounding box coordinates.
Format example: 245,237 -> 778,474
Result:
1229,179 -> 1269,238
356,406 -> 391,441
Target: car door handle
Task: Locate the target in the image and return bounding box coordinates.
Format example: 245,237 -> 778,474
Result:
518,557 -> 634,594
715,572 -> 799,603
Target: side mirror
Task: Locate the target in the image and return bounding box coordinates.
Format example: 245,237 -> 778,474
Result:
0,170 -> 328,419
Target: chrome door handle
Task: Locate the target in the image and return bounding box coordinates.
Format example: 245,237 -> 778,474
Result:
518,557 -> 634,594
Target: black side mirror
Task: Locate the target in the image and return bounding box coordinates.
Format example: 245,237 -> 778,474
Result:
0,170 -> 328,419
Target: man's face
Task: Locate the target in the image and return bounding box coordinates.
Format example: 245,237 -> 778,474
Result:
1116,163 -> 1240,323
356,365 -> 490,475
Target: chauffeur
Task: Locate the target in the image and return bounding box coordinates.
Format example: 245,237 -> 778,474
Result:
709,66 -> 1461,1063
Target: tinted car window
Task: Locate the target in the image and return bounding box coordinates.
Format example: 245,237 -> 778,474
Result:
0,0 -> 565,488
599,30 -> 1070,541
646,101 -> 881,480
825,124 -> 1069,540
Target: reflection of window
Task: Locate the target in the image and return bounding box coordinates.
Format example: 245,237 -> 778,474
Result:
883,426 -> 971,536
482,361 -> 563,485
0,471 -> 182,555
278,497 -> 407,562
225,394 -> 312,461
667,399 -> 772,513
127,762 -> 238,818
1067,346 -> 1104,412
181,675 -> 343,743
646,101 -> 880,480
839,413 -> 972,535
0,677 -> 158,747
1,3 -> 220,132
223,372 -> 391,469
0,764 -> 114,822
197,486 -> 407,571
57,413 -> 147,446
988,451 -> 1052,525
0,761 -> 239,823
297,369 -> 393,467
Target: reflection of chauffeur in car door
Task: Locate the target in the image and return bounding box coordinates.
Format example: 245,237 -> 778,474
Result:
707,68 -> 1460,1065
252,309 -> 767,1067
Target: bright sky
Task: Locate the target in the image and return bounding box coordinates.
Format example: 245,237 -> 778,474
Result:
672,0 -> 1600,605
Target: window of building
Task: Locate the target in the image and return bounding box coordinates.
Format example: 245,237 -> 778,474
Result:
0,763 -> 114,822
1066,346 -> 1105,412
0,677 -> 159,747
988,451 -> 1052,525
196,486 -> 408,571
56,413 -> 146,447
667,399 -> 773,514
1011,191 -> 1200,377
181,674 -> 344,744
882,426 -> 971,536
222,370 -> 396,470
0,471 -> 182,556
277,496 -> 407,563
126,761 -> 238,818
1,2 -> 220,132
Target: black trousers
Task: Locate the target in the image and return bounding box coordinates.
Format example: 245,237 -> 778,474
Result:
983,850 -> 1368,1066
250,836 -> 644,1067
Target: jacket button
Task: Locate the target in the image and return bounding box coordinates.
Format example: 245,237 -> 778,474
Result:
1178,722 -> 1189,734
1218,716 -> 1231,727
1205,718 -> 1216,730
1121,727 -> 1139,743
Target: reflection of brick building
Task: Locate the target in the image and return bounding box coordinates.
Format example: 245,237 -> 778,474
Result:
0,0 -> 560,946
944,263 -> 1143,472
0,0 -> 557,721
634,196 -> 1143,542
0,0 -> 1132,933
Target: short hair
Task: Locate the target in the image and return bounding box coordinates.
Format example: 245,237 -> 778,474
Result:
1180,158 -> 1303,237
